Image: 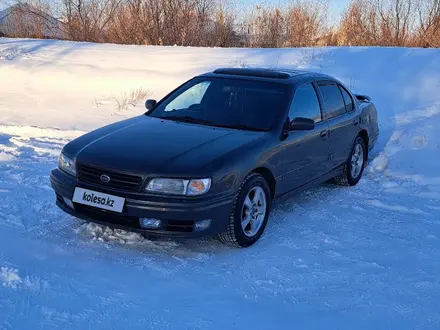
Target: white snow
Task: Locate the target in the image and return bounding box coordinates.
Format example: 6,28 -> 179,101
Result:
1,38 -> 440,329
0,267 -> 22,288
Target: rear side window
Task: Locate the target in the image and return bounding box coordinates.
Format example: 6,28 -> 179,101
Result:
288,83 -> 321,122
339,85 -> 354,112
318,83 -> 346,120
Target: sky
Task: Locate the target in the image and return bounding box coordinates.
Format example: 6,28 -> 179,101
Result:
328,0 -> 352,23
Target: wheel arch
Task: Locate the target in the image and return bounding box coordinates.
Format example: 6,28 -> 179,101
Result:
250,167 -> 276,199
358,129 -> 369,150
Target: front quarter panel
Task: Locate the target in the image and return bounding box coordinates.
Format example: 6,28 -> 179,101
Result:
201,132 -> 282,198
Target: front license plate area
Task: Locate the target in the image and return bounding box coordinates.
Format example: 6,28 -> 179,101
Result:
72,187 -> 125,213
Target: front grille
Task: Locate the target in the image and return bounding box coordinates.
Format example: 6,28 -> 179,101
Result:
77,163 -> 144,191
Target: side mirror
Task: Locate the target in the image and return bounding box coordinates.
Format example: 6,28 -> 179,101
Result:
145,99 -> 157,111
290,117 -> 315,131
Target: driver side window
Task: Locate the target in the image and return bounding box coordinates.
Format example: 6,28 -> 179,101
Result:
288,83 -> 322,123
165,81 -> 211,112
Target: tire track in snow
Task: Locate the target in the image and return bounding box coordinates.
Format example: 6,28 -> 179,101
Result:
0,125 -> 84,234
0,125 -> 84,160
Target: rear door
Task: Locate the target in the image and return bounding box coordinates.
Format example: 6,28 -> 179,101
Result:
277,82 -> 330,194
316,81 -> 359,169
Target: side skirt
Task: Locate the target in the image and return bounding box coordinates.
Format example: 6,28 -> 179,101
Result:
273,165 -> 344,206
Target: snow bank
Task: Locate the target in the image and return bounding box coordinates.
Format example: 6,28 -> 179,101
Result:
1,38 -> 440,135
1,38 -> 440,330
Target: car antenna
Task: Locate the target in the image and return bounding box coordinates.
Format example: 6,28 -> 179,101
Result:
274,50 -> 282,69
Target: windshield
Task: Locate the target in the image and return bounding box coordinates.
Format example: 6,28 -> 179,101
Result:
148,77 -> 288,131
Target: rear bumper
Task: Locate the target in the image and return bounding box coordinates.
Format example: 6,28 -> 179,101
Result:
50,168 -> 234,238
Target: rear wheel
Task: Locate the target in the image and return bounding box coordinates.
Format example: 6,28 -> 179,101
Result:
218,173 -> 272,247
334,136 -> 367,186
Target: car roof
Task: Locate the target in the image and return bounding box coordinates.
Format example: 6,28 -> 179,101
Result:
199,67 -> 335,84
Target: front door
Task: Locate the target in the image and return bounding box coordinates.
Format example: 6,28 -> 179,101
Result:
277,82 -> 330,195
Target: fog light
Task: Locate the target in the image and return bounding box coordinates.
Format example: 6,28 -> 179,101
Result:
140,218 -> 161,229
195,219 -> 211,231
63,197 -> 74,209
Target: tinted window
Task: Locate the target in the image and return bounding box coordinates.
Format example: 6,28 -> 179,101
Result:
339,85 -> 354,112
318,83 -> 346,120
288,83 -> 321,122
149,78 -> 288,131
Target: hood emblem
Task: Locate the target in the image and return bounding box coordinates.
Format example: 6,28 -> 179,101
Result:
100,174 -> 111,183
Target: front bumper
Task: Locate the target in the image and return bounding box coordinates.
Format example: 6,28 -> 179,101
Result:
50,168 -> 235,238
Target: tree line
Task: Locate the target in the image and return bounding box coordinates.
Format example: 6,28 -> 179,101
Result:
1,0 -> 439,48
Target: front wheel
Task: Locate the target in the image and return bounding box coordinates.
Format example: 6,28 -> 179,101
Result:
218,173 -> 272,247
334,136 -> 367,186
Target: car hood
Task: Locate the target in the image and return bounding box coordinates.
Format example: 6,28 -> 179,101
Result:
67,116 -> 265,175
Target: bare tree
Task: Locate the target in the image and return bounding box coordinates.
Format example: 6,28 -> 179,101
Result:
417,0 -> 440,47
62,0 -> 123,42
2,0 -> 438,48
243,6 -> 286,48
207,0 -> 237,47
106,0 -> 147,44
338,0 -> 417,46
241,1 -> 330,48
6,0 -> 63,38
106,0 -> 222,46
285,0 -> 328,47
376,0 -> 414,46
338,0 -> 380,45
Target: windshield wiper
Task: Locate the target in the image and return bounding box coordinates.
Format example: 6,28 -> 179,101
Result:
213,124 -> 266,132
158,116 -> 265,131
160,115 -> 214,126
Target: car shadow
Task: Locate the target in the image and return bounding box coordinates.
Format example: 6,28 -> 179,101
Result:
69,182 -> 346,259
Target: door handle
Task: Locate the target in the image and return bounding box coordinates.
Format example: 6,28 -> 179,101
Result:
320,130 -> 328,138
353,119 -> 359,126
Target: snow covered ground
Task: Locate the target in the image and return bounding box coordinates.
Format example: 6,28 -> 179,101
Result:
1,38 -> 440,329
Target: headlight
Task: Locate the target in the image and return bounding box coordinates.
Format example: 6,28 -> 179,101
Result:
58,152 -> 76,176
146,178 -> 211,196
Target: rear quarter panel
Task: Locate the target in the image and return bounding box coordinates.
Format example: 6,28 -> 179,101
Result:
358,101 -> 379,150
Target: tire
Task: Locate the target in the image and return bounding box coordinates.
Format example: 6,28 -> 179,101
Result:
218,173 -> 272,248
334,136 -> 367,186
